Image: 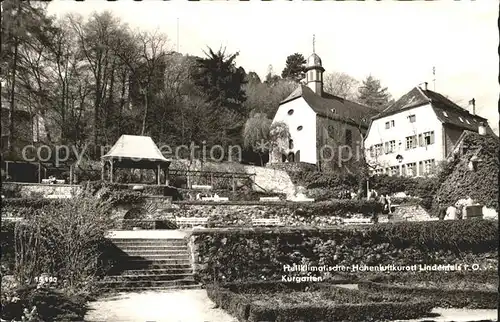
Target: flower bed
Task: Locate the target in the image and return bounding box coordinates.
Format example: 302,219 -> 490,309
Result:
358,269 -> 498,309
358,281 -> 497,309
206,281 -> 434,322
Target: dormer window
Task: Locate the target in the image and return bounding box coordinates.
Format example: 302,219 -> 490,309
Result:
408,115 -> 416,123
466,119 -> 471,124
287,109 -> 294,115
330,108 -> 336,114
459,117 -> 464,123
443,111 -> 448,117
297,126 -> 303,131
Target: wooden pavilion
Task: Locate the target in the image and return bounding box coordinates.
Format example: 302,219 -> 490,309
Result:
101,135 -> 171,185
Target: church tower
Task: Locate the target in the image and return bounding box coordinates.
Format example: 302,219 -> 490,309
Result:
305,35 -> 325,96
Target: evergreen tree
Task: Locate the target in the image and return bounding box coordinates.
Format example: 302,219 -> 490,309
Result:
281,53 -> 306,82
191,47 -> 247,115
357,75 -> 392,111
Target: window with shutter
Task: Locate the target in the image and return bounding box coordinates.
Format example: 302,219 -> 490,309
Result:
418,134 -> 423,146
419,161 -> 424,176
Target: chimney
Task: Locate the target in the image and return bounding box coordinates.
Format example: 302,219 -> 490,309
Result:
424,82 -> 428,90
469,98 -> 476,115
478,122 -> 486,135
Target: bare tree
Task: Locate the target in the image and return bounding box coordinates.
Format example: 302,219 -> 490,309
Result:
323,71 -> 360,101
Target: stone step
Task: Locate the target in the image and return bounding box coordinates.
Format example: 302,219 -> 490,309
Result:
118,250 -> 190,256
116,260 -> 191,270
100,283 -> 202,293
98,277 -> 196,288
103,273 -> 193,282
111,241 -> 187,247
118,254 -> 190,261
110,238 -> 185,243
118,267 -> 193,275
113,245 -> 188,251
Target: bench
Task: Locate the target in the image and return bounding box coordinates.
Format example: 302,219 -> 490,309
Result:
175,217 -> 209,228
464,204 -> 483,219
260,197 -> 280,202
201,197 -> 229,202
192,185 -> 212,190
342,218 -> 373,225
252,218 -> 283,227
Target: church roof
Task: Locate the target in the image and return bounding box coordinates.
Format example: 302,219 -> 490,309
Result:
102,135 -> 170,163
280,85 -> 379,128
375,86 -> 493,133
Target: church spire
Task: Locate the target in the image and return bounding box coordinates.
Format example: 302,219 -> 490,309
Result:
306,35 -> 324,95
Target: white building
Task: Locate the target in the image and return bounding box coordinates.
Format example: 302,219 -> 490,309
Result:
364,84 -> 495,177
269,50 -> 378,171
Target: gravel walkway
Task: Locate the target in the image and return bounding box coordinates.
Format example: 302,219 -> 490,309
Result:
85,289 -> 497,322
84,289 -> 236,322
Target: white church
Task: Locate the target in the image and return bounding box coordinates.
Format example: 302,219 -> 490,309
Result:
268,47 -> 378,171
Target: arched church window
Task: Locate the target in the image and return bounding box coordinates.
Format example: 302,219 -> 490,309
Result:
289,139 -> 294,149
345,129 -> 352,146
288,109 -> 294,115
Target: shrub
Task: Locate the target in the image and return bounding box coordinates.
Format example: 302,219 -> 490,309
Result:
435,133 -> 499,210
1,221 -> 16,274
1,285 -> 88,321
13,188 -> 117,294
2,183 -> 23,198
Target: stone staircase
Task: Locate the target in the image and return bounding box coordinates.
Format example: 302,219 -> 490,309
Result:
100,238 -> 201,292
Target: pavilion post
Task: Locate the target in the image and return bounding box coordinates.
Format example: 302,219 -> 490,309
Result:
210,173 -> 214,188
157,164 -> 161,185
232,174 -> 236,192
69,164 -> 73,184
101,160 -> 105,182
38,162 -> 42,183
5,161 -> 9,180
110,160 -> 114,183
165,168 -> 170,186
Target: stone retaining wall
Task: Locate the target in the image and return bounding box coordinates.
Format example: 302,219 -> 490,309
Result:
3,182 -> 81,198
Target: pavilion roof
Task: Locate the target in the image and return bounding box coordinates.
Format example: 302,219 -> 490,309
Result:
102,135 -> 170,164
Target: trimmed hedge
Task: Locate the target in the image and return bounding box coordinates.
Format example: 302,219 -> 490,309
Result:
207,282 -> 434,322
358,281 -> 498,309
178,199 -> 382,216
191,220 -> 498,284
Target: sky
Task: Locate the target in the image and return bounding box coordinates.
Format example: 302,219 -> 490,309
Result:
47,1 -> 499,134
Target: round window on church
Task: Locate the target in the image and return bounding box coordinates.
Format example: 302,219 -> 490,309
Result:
288,109 -> 294,115
297,126 -> 303,131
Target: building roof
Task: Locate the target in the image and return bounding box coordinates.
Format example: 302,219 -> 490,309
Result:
374,86 -> 493,133
102,135 -> 170,163
280,85 -> 379,128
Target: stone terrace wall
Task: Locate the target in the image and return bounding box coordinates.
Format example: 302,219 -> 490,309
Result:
243,165 -> 296,198
168,160 -> 298,198
3,182 -> 81,198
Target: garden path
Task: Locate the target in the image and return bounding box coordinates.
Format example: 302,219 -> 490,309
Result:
85,288 -> 498,322
84,289 -> 236,322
